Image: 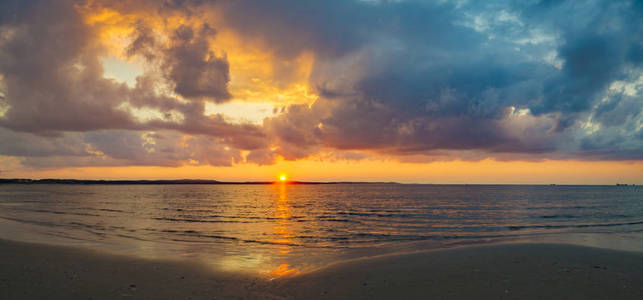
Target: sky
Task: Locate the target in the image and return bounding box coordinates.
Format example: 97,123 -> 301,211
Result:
0,0 -> 641,183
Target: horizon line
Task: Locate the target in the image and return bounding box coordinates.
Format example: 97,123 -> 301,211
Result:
0,178 -> 638,186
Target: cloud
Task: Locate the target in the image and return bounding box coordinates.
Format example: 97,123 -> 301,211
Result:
250,0 -> 642,161
127,21 -> 232,102
0,128 -> 88,158
0,0 -> 641,173
0,128 -> 244,168
0,0 -> 138,134
166,24 -> 231,101
0,0 -> 262,139
525,1 -> 643,117
0,0 -> 272,171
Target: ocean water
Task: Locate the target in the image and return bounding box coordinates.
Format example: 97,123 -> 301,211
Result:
0,184 -> 642,276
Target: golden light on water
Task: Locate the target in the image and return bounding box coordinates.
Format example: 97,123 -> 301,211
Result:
271,263 -> 297,277
268,182 -> 298,278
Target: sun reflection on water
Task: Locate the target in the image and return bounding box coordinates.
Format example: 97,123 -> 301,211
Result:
270,263 -> 297,277
268,183 -> 298,277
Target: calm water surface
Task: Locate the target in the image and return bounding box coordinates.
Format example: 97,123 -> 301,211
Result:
0,184 -> 642,276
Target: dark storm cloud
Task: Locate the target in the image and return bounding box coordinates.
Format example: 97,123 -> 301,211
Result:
126,21 -> 158,61
0,0 -> 138,134
263,104 -> 323,160
242,0 -> 642,160
165,24 -> 231,101
218,0 -> 483,59
523,0 -> 643,117
127,21 -> 232,102
217,0 -> 374,58
0,0 -> 261,139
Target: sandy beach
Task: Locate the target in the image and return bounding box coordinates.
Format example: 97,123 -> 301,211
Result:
1,239 -> 642,299
276,243 -> 643,299
0,238 -> 281,299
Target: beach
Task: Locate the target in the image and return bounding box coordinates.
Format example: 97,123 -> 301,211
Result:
2,238 -> 642,299
0,238 -> 279,299
1,0 -> 640,298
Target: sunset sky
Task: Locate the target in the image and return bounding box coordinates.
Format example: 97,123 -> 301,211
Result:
0,0 -> 641,183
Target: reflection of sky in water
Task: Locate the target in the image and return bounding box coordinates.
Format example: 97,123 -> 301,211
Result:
0,184 -> 642,277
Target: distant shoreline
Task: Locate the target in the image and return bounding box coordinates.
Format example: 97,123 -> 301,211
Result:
0,178 -> 400,185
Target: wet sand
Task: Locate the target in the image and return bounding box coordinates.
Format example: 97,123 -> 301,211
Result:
1,239 -> 643,299
0,239 -> 281,300
276,243 -> 643,299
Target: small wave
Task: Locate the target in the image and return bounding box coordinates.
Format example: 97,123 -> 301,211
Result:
160,229 -> 199,234
316,215 -> 362,223
98,208 -> 125,213
115,234 -> 150,242
0,216 -> 60,227
322,218 -> 359,223
67,221 -> 108,238
14,208 -> 100,217
337,211 -> 416,218
539,214 -> 578,219
152,217 -> 253,224
156,230 -> 308,247
525,205 -> 608,210
243,238 -> 301,246
69,221 -> 102,228
171,234 -> 239,242
508,220 -> 643,231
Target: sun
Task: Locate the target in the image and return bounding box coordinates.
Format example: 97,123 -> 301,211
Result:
279,175 -> 287,182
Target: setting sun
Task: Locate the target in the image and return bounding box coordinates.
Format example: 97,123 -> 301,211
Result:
279,175 -> 287,182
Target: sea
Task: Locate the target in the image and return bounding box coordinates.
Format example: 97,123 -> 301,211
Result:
1,184 -> 642,277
